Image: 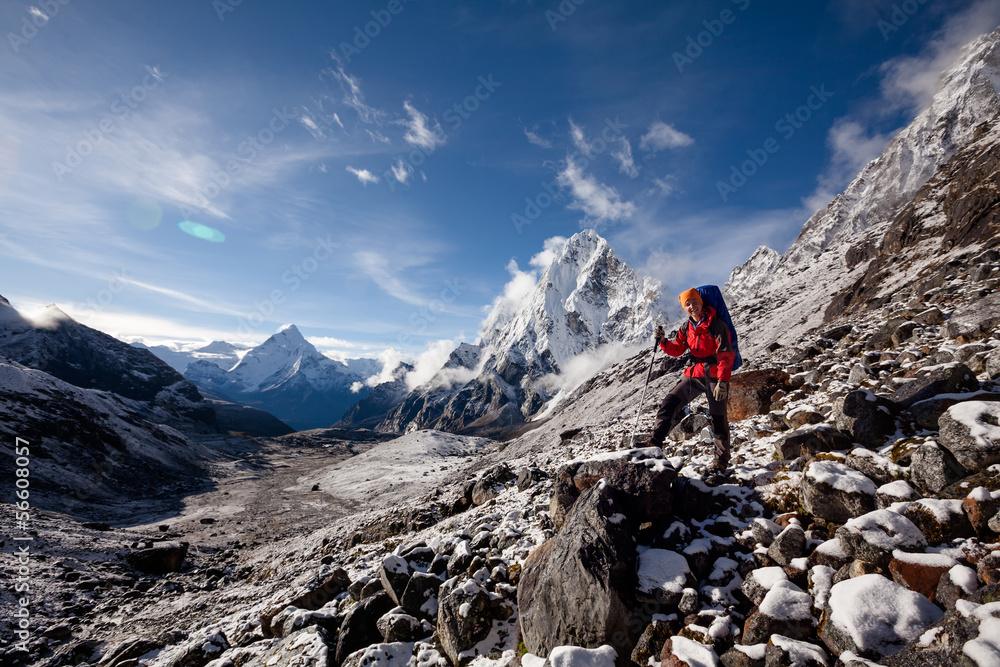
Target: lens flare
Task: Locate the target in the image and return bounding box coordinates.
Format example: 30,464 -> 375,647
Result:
178,220 -> 225,243
127,198 -> 162,231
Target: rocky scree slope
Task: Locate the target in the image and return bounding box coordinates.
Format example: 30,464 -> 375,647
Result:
15,251 -> 1000,667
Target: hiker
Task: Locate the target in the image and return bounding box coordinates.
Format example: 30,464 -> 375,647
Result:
646,288 -> 735,473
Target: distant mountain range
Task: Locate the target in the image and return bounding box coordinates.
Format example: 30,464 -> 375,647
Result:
182,324 -> 378,431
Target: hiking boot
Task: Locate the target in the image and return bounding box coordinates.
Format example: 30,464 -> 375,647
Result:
703,464 -> 733,486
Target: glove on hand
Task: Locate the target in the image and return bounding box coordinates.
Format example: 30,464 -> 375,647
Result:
654,325 -> 665,342
713,380 -> 729,402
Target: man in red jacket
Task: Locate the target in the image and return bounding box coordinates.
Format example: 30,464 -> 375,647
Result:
647,288 -> 735,474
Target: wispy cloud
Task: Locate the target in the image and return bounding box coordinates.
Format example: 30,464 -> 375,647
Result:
524,126 -> 552,148
346,165 -> 379,185
402,100 -> 446,151
639,121 -> 694,152
327,66 -> 388,127
568,118 -> 592,157
391,157 -> 413,184
611,137 -> 638,178
556,157 -> 636,226
353,250 -> 427,306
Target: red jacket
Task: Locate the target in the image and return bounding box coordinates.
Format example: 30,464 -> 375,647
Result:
659,306 -> 735,381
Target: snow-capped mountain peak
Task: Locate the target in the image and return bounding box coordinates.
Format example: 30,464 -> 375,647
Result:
481,229 -> 666,377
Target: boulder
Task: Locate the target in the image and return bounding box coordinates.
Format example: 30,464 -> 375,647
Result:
335,591 -> 396,665
160,628 -> 229,667
909,442 -> 969,494
126,541 -> 188,575
471,463 -> 516,505
376,609 -> 429,643
934,564 -> 979,610
516,466 -> 548,491
906,392 -> 1000,430
912,307 -> 945,325
261,569 -> 351,637
379,555 -> 413,606
742,581 -> 814,644
784,405 -> 825,429
888,551 -> 956,600
517,481 -> 645,666
819,575 -> 943,661
341,642 -> 416,667
400,571 -> 443,618
800,461 -> 877,524
636,549 -> 693,607
884,604 -> 1000,666
845,450 -> 904,487
963,487 -> 1000,539
987,348 -> 1000,379
938,401 -> 1000,474
729,369 -> 791,421
875,480 -> 921,509
776,425 -> 853,460
563,449 -> 678,528
807,539 -> 852,571
669,412 -> 711,442
892,499 -> 974,543
720,645 -> 766,667
661,636 -> 720,667
742,567 -> 789,606
437,578 -> 512,665
764,636 -> 829,667
835,510 -> 926,567
889,363 -> 979,410
631,618 -> 677,666
767,525 -> 807,567
945,291 -> 1000,340
833,390 -> 898,449
242,627 -> 330,667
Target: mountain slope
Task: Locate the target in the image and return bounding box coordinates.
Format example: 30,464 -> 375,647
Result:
185,325 -> 372,431
0,296 -> 214,426
726,26 -> 1000,353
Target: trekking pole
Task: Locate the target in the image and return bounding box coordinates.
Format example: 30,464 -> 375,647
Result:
628,338 -> 659,449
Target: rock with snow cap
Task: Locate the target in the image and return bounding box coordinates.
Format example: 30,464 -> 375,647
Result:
568,448 -> 678,526
636,548 -> 695,606
892,498 -> 974,544
764,635 -> 830,667
845,449 -> 905,487
720,644 -> 767,667
379,554 -> 414,606
376,608 -> 430,643
935,564 -> 980,610
890,363 -> 979,410
938,401 -> 1000,474
883,601 -> 1000,667
400,571 -> 443,619
945,292 -> 1000,341
962,486 -> 1000,538
835,510 -> 927,567
742,567 -> 789,606
833,390 -> 898,449
768,525 -> 807,567
818,574 -> 943,660
889,551 -> 957,600
340,642 -> 419,667
743,581 -> 815,645
875,480 -> 921,510
800,461 -> 877,524
159,627 -> 230,667
661,635 -> 721,667
807,539 -> 852,571
471,463 -> 516,506
241,627 -> 330,667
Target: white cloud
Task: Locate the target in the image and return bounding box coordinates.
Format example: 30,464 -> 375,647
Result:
611,137 -> 638,178
649,175 -> 677,197
328,66 -> 387,126
402,100 -> 446,151
536,341 -> 638,417
529,236 -> 568,271
568,118 -> 592,157
357,347 -> 410,390
346,165 -> 379,185
404,339 -> 458,390
481,236 -> 567,335
556,157 -> 636,226
524,127 -> 552,149
391,157 -> 413,184
639,121 -> 694,152
353,250 -> 425,305
878,1 -> 1000,115
28,6 -> 49,22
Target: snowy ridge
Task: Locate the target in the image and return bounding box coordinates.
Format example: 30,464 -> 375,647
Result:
726,26 -> 1000,353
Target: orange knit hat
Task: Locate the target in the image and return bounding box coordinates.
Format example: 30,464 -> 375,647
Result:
678,288 -> 702,306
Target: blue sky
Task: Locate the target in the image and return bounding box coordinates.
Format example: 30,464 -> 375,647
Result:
1,0 -> 998,365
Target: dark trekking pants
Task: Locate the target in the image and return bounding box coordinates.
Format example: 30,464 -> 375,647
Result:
650,375 -> 730,468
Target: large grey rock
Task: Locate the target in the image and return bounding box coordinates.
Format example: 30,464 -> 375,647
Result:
767,525 -> 807,567
945,292 -> 1000,340
126,541 -> 188,575
833,390 -> 897,449
938,401 -> 1000,473
518,482 -> 645,667
764,636 -> 829,667
775,425 -> 853,460
471,463 -> 516,505
909,441 -> 970,493
835,510 -> 926,567
379,554 -> 413,606
800,461 -> 877,524
669,412 -> 711,442
335,591 -> 396,664
987,348 -> 1000,379
742,567 -> 788,606
242,627 -> 329,667
400,571 -> 442,618
890,363 -> 979,410
885,605 -> 998,666
845,450 -> 904,486
437,578 -> 512,665
907,392 -> 1000,430
820,575 -> 942,661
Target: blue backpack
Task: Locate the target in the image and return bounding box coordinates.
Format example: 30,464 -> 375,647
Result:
696,285 -> 743,372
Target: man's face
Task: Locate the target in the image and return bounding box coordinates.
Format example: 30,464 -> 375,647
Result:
684,299 -> 703,320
